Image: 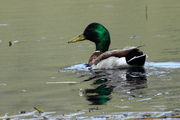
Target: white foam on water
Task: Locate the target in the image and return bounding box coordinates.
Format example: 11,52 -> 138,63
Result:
62,63 -> 90,72
145,62 -> 180,69
0,24 -> 9,27
60,62 -> 180,73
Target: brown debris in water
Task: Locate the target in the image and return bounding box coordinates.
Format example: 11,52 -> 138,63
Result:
34,107 -> 44,113
20,110 -> 26,114
88,107 -> 99,112
9,41 -> 12,47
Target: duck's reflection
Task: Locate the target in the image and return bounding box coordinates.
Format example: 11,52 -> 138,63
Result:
83,67 -> 147,105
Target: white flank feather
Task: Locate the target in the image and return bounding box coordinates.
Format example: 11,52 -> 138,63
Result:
92,57 -> 129,69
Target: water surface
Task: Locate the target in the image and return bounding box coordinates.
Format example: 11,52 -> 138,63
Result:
0,0 -> 180,119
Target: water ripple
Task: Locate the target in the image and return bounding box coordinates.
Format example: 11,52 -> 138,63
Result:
145,62 -> 180,69
61,62 -> 180,72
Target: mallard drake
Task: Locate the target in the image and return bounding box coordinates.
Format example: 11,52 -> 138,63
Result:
68,23 -> 146,69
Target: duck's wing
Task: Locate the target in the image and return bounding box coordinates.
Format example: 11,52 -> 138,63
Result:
93,46 -> 143,65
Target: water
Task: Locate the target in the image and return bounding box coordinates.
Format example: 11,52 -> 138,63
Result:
0,0 -> 180,119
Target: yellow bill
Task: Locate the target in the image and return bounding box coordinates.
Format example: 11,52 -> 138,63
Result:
68,34 -> 86,43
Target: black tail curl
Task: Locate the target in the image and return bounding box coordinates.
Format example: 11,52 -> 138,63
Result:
125,49 -> 146,66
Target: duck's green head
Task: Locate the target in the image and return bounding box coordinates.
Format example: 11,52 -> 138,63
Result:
68,23 -> 111,52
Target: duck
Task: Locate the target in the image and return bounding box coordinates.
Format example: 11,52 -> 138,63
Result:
68,23 -> 146,69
